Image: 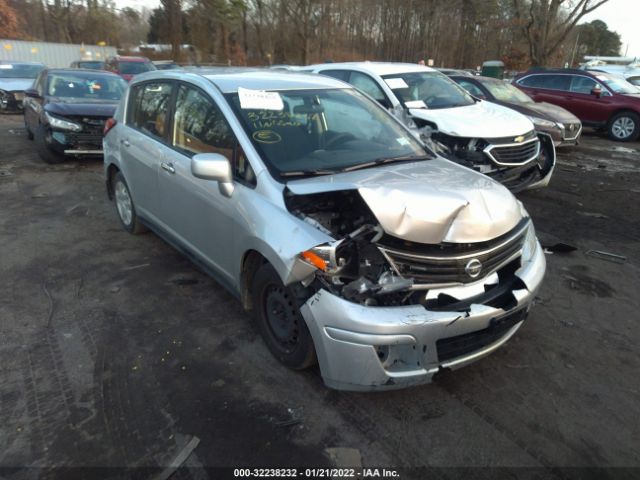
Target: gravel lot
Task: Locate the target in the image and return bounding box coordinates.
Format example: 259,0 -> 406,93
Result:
1,112 -> 639,480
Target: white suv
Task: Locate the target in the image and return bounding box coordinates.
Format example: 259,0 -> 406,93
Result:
303,62 -> 555,192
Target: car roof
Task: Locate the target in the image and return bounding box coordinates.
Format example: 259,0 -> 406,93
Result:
46,68 -> 122,77
134,68 -> 352,93
0,60 -> 45,66
520,68 -> 593,76
453,75 -> 502,84
307,61 -> 436,76
111,56 -> 150,62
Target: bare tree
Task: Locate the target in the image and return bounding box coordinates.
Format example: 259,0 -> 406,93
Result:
512,0 -> 610,66
0,0 -> 21,38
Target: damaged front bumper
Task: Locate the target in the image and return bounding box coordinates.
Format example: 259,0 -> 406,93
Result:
300,240 -> 545,391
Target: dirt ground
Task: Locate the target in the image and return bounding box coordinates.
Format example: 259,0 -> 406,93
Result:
1,112 -> 639,480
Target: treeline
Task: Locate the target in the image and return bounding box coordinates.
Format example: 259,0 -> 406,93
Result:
3,0 -> 618,69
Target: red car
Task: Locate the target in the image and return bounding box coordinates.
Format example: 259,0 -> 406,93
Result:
513,69 -> 640,142
104,56 -> 156,82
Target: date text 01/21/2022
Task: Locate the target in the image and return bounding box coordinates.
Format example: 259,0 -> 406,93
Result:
233,468 -> 400,478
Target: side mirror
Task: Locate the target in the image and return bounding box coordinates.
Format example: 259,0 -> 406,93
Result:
24,88 -> 41,98
191,153 -> 234,197
591,87 -> 602,98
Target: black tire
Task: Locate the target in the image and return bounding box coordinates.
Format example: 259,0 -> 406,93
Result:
607,111 -> 640,142
251,263 -> 316,370
113,172 -> 147,234
35,125 -> 64,164
25,119 -> 34,140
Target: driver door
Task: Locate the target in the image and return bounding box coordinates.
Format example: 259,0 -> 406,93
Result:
159,83 -> 244,280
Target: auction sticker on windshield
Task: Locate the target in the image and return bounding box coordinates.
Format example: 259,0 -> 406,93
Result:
384,77 -> 409,89
238,87 -> 284,111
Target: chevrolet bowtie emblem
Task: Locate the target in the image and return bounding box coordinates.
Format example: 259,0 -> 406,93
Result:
514,135 -> 525,143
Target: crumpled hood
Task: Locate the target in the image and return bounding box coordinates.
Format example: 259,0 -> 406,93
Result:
0,78 -> 34,92
286,159 -> 525,244
409,100 -> 534,138
44,99 -> 117,117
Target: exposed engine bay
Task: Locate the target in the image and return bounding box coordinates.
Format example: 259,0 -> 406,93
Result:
415,123 -> 554,192
285,188 -> 526,310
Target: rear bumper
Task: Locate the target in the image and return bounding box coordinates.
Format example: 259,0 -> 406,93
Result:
301,241 -> 546,391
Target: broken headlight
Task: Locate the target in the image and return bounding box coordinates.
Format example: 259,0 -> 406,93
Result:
45,112 -> 82,132
525,115 -> 556,129
521,222 -> 538,262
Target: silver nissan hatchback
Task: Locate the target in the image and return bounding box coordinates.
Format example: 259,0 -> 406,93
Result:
103,69 -> 546,391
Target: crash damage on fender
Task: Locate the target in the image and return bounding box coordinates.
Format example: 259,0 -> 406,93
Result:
281,160 -> 545,390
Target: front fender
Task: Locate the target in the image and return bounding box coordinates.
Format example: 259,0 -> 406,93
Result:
231,188 -> 334,287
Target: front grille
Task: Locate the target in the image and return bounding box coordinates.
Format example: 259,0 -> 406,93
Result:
377,220 -> 529,287
65,133 -> 103,146
436,308 -> 527,362
485,138 -> 540,166
66,116 -> 107,147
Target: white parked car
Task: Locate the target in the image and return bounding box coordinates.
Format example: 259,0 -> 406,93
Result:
302,62 -> 555,192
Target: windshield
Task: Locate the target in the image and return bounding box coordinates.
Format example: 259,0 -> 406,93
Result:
46,72 -> 127,100
483,80 -> 533,103
381,71 -> 475,109
119,62 -> 155,75
0,64 -> 44,79
594,73 -> 638,94
226,88 -> 430,179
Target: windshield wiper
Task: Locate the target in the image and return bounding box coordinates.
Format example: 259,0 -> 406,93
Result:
281,169 -> 336,177
340,154 -> 432,172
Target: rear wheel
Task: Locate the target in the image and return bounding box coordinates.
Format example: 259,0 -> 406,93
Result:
608,112 -> 640,142
113,172 -> 147,234
35,125 -> 64,164
251,263 -> 316,370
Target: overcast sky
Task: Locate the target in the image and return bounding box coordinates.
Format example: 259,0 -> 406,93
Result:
115,0 -> 639,57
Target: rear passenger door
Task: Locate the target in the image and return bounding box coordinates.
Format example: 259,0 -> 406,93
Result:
121,81 -> 174,223
517,74 -> 570,108
160,82 -> 254,279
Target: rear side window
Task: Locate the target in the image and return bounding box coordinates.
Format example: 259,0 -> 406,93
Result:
128,82 -> 173,140
518,74 -> 570,91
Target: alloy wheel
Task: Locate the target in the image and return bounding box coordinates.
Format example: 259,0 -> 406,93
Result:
114,181 -> 133,226
612,116 -> 636,140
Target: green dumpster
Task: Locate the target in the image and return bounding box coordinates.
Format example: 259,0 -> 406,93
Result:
481,60 -> 505,79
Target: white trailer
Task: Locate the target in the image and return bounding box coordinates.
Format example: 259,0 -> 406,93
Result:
0,40 -> 117,68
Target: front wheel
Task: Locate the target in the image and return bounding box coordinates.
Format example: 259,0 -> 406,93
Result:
608,112 -> 640,142
113,172 -> 147,234
251,263 -> 316,370
35,125 -> 63,164
25,118 -> 34,140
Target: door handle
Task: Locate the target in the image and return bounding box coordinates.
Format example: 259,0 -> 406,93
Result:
161,162 -> 175,174
121,139 -> 130,147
